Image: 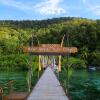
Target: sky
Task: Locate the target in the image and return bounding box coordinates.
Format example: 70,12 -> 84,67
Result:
0,0 -> 100,20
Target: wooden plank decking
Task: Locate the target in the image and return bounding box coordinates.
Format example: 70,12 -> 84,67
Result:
27,67 -> 68,100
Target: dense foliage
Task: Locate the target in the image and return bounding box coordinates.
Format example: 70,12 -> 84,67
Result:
0,17 -> 100,70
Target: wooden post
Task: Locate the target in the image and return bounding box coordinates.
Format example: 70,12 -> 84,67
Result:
58,34 -> 65,74
28,54 -> 32,92
66,33 -> 69,94
0,86 -> 4,100
10,80 -> 13,94
58,55 -> 61,72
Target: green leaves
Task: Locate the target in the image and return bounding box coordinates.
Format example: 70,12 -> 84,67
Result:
0,17 -> 100,70
68,66 -> 74,79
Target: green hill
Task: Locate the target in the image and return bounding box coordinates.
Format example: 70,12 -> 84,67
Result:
0,17 -> 100,70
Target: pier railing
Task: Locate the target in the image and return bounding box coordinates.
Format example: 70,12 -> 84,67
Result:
0,80 -> 13,100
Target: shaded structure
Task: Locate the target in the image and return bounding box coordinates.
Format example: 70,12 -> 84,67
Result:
23,34 -> 78,89
23,34 -> 78,100
24,43 -> 78,73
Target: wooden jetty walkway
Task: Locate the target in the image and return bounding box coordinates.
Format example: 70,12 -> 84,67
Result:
27,67 -> 69,100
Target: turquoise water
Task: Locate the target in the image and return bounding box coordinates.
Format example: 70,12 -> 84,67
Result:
0,70 -> 40,96
0,70 -> 100,100
69,70 -> 100,100
0,71 -> 28,94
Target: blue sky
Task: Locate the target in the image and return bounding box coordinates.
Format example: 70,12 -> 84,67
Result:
0,0 -> 100,20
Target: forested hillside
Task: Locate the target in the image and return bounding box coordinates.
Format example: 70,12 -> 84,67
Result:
0,17 -> 100,70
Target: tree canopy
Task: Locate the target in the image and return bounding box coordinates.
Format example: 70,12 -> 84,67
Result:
0,17 -> 100,70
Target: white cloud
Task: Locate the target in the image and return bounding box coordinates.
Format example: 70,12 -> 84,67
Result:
34,0 -> 67,15
0,0 -> 32,11
0,0 -> 67,15
82,0 -> 100,16
89,5 -> 100,16
82,0 -> 87,3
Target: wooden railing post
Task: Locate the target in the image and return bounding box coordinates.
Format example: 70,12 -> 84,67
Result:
0,85 -> 4,100
10,80 -> 13,94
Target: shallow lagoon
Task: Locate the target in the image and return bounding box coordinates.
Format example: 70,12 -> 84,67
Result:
0,70 -> 100,100
69,70 -> 100,100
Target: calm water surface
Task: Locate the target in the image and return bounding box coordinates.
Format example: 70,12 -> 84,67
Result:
69,70 -> 100,100
0,70 -> 100,100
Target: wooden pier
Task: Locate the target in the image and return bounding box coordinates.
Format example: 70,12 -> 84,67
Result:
27,67 -> 69,100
